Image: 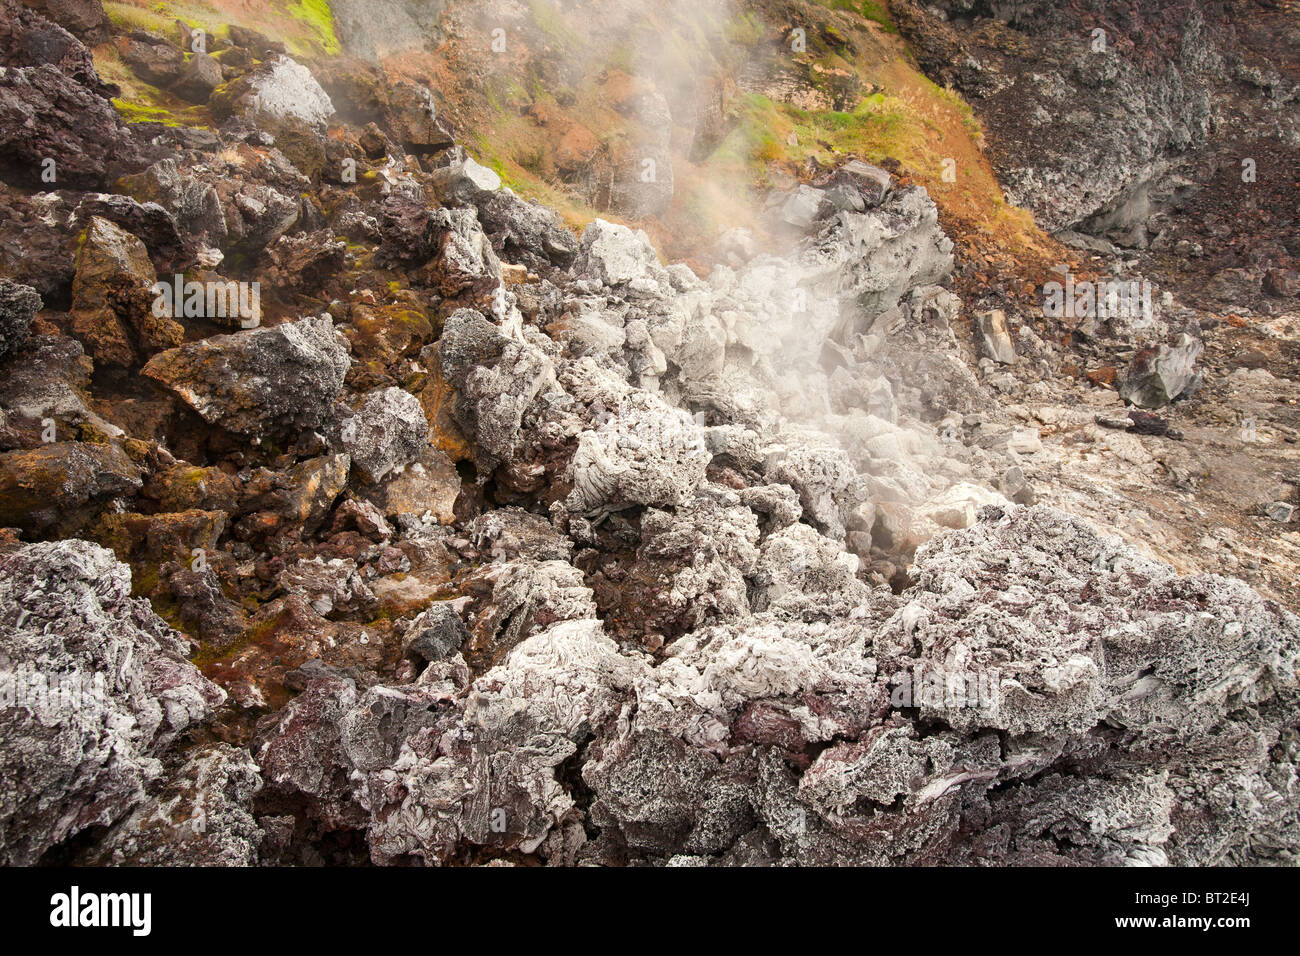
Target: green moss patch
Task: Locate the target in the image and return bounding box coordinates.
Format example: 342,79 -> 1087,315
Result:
288,0 -> 341,56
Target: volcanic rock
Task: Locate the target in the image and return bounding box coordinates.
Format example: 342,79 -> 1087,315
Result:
72,193 -> 196,274
69,215 -> 181,367
0,278 -> 40,358
0,441 -> 141,535
84,744 -> 264,866
403,602 -> 471,664
0,63 -> 139,188
477,189 -> 579,272
365,447 -> 460,523
574,218 -> 664,287
114,30 -> 185,86
142,315 -> 350,441
1119,333 -> 1204,409
18,0 -> 110,44
429,152 -> 501,208
172,50 -> 222,104
0,539 -> 224,865
332,386 -> 429,484
976,309 -> 1016,364
211,54 -> 335,131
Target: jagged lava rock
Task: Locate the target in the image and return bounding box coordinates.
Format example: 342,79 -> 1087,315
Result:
0,540 -> 224,865
143,316 -> 350,441
478,189 -> 579,272
83,744 -> 264,866
0,0 -> 110,90
70,214 -> 182,367
0,63 -> 140,188
0,278 -> 40,357
257,506 -> 1300,866
0,441 -> 141,535
435,307 -> 558,472
429,151 -> 501,207
403,602 -> 471,664
19,0 -> 111,44
72,193 -> 196,274
1119,333 -> 1204,409
333,386 -> 429,484
365,446 -> 460,523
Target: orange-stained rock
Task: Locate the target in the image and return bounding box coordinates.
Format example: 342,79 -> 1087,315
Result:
144,462 -> 240,514
1086,366 -> 1117,386
92,508 -> 228,567
342,303 -> 434,391
416,351 -> 473,462
0,441 -> 142,535
70,216 -> 182,367
364,446 -> 461,524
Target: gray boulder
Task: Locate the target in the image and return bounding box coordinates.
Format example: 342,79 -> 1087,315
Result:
574,219 -> 665,287
777,185 -> 830,230
478,189 -> 579,271
403,602 -> 471,664
1119,333 -> 1203,409
211,54 -> 335,131
429,151 -> 502,208
172,51 -> 222,104
334,386 -> 429,484
435,308 -> 558,472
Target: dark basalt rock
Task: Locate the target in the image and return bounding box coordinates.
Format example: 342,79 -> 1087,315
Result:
0,188 -> 76,305
114,30 -> 186,87
403,602 -> 471,664
71,192 -> 197,274
260,229 -> 348,295
116,158 -> 229,253
0,0 -> 111,92
376,182 -> 438,266
19,0 -> 110,45
0,63 -> 140,189
142,315 -> 351,442
0,278 -> 40,358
